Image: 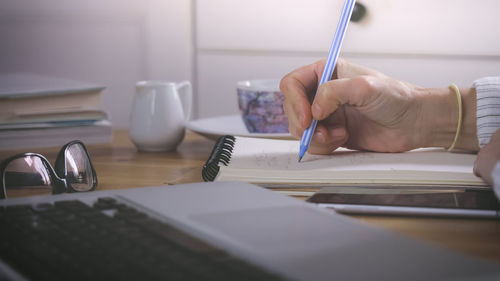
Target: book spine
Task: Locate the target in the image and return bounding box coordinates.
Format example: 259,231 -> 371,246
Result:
202,135 -> 236,181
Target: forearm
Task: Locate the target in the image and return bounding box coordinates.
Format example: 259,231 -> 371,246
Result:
417,86 -> 478,151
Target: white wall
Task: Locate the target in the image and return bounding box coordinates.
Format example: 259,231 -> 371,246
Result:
0,0 -> 192,128
2,0 -> 500,125
194,0 -> 500,118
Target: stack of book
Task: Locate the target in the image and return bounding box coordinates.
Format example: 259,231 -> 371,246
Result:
0,73 -> 112,150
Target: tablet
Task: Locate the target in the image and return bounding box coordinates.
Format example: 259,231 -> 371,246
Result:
307,188 -> 500,218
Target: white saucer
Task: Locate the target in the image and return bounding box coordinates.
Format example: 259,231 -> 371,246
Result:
186,114 -> 291,140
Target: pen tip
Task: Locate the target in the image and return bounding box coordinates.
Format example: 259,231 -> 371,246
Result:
298,155 -> 303,163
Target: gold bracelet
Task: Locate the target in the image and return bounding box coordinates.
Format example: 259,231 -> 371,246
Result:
447,84 -> 462,151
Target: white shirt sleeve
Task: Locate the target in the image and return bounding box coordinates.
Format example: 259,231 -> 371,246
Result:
474,76 -> 500,147
474,77 -> 500,197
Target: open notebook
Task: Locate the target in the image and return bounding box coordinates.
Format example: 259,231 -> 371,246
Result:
202,136 -> 486,188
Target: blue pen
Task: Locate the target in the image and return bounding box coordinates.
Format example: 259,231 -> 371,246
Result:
298,0 -> 356,162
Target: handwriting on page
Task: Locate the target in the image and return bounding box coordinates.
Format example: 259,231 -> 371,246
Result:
231,138 -> 474,173
251,150 -> 380,170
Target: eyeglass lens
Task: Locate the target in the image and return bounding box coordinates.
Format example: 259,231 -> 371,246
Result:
3,156 -> 53,198
64,143 -> 94,192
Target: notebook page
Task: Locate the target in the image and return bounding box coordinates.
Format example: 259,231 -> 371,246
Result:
218,136 -> 484,186
228,137 -> 475,173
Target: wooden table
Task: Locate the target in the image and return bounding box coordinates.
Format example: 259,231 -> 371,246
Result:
2,130 -> 500,265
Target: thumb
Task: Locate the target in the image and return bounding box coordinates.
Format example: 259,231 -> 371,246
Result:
312,76 -> 377,120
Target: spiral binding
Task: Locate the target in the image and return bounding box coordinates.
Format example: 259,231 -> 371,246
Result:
202,135 -> 236,181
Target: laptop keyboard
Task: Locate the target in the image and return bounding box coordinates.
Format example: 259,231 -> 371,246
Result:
0,197 -> 289,281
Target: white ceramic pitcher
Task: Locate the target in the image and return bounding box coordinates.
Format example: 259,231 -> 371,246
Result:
129,80 -> 192,151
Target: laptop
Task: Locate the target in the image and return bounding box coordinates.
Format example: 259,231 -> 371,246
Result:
1,181 -> 499,281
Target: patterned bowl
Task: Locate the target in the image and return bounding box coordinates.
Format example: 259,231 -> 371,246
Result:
237,80 -> 289,134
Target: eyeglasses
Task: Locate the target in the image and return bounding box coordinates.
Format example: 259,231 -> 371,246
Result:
0,140 -> 97,199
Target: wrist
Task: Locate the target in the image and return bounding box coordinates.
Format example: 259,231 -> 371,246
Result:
418,86 -> 478,151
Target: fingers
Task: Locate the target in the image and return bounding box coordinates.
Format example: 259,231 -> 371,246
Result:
474,149 -> 494,185
281,59 -> 386,154
281,60 -> 382,135
308,126 -> 348,154
281,60 -> 326,137
473,129 -> 500,184
308,108 -> 349,154
312,76 -> 377,120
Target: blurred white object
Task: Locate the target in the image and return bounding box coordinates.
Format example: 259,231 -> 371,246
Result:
130,80 -> 192,152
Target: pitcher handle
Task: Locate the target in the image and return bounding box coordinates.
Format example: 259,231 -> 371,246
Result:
176,81 -> 192,121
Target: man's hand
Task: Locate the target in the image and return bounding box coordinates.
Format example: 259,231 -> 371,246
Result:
280,59 -> 436,154
474,129 -> 500,185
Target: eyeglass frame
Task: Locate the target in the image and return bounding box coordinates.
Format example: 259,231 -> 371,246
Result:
0,140 -> 98,199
